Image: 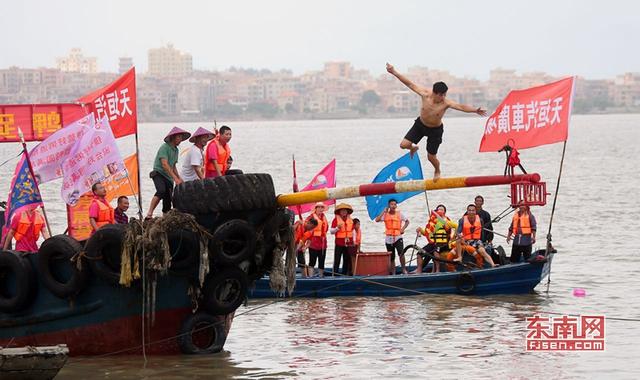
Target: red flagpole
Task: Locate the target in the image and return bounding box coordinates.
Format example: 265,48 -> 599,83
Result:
292,155 -> 303,221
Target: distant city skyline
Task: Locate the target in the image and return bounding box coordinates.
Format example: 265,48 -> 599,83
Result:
2,0 -> 638,80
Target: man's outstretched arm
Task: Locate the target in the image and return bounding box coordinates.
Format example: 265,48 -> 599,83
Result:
448,100 -> 487,116
386,63 -> 428,96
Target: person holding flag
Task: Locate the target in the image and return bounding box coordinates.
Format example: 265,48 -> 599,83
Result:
3,207 -> 49,252
386,63 -> 487,181
375,199 -> 410,275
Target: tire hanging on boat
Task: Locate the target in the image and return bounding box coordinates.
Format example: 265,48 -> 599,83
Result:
37,234 -> 87,298
0,251 -> 36,313
167,229 -> 201,275
177,312 -> 227,354
172,173 -> 277,214
84,224 -> 127,285
455,272 -> 476,295
209,220 -> 256,266
201,267 -> 248,315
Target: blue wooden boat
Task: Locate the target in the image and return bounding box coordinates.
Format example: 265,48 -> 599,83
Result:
249,251 -> 554,298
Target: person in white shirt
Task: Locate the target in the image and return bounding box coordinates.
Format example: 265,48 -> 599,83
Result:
180,127 -> 215,181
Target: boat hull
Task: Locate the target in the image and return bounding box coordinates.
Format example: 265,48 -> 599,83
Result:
249,254 -> 553,298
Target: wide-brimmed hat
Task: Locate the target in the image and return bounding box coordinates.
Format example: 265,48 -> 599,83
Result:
334,203 -> 353,214
314,202 -> 326,209
164,126 -> 191,143
189,127 -> 215,143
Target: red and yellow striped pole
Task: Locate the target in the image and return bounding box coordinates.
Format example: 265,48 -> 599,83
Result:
276,173 -> 540,207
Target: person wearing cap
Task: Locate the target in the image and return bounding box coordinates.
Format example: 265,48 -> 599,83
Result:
304,202 -> 329,277
375,199 -> 410,274
180,127 -> 215,182
330,203 -> 355,276
145,127 -> 190,219
205,125 -> 232,178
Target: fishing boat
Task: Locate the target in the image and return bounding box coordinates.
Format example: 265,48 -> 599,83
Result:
249,251 -> 554,298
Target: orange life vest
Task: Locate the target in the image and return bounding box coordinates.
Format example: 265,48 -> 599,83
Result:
294,223 -> 313,244
355,228 -> 361,246
335,216 -> 353,239
512,212 -> 532,235
308,213 -> 327,237
384,212 -> 402,236
92,197 -> 115,231
205,137 -> 231,175
13,211 -> 45,242
462,215 -> 482,240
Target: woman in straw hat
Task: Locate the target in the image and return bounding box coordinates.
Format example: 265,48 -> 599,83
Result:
304,202 -> 329,277
145,126 -> 191,219
330,203 -> 355,276
179,127 -> 216,182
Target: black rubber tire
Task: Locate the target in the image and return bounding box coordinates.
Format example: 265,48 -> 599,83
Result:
455,272 -> 476,295
84,224 -> 126,285
201,267 -> 248,315
177,312 -> 227,354
210,220 -> 256,266
37,235 -> 87,299
173,173 -> 276,214
168,229 -> 201,275
0,251 -> 36,313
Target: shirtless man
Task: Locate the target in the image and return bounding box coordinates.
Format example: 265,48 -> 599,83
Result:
386,63 -> 487,180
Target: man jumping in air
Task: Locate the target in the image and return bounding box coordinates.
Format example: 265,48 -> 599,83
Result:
386,63 -> 487,180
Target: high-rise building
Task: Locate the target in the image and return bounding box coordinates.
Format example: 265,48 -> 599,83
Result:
147,44 -> 193,78
56,48 -> 98,73
119,57 -> 133,74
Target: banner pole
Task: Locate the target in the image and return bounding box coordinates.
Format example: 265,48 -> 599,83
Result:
17,128 -> 52,237
134,130 -> 143,220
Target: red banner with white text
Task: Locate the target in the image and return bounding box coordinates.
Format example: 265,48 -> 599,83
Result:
77,67 -> 137,138
479,77 -> 575,152
0,68 -> 138,142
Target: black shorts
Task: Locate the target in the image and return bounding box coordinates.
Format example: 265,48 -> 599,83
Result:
385,239 -> 404,261
404,117 -> 444,155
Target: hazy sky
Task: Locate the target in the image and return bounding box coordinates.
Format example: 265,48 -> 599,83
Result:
2,0 -> 638,79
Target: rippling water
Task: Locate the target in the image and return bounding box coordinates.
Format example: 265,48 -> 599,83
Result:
2,114 -> 639,379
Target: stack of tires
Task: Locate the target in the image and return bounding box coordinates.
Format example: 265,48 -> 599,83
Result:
172,173 -> 291,354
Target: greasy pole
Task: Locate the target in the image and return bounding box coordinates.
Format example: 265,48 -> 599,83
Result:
277,173 -> 540,207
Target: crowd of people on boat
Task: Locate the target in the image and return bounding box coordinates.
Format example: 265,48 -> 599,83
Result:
292,195 -> 537,278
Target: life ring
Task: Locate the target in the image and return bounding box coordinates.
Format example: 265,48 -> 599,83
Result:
177,312 -> 227,354
168,229 -> 200,275
209,220 -> 256,266
0,250 -> 36,313
84,224 -> 126,285
201,267 -> 248,315
455,272 -> 476,295
37,235 -> 87,298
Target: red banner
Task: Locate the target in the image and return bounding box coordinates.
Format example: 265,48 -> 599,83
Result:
77,67 -> 137,138
479,77 -> 575,152
67,153 -> 139,240
0,68 -> 138,142
0,104 -> 85,142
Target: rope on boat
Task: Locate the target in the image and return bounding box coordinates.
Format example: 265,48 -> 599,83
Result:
545,140 -> 568,291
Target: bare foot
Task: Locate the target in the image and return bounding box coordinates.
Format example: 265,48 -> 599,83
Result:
433,170 -> 441,182
409,145 -> 419,158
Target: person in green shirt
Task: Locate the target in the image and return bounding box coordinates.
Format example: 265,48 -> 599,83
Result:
145,127 -> 191,219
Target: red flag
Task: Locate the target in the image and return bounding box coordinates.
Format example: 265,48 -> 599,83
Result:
479,77 -> 575,152
287,159 -> 336,215
77,67 -> 137,138
0,103 -> 85,143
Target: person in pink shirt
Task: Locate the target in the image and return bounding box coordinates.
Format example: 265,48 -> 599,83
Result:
3,208 -> 49,252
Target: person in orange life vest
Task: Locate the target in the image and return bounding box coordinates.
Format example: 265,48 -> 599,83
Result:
350,218 -> 362,274
455,204 -> 497,268
2,208 -> 49,252
88,182 -> 115,234
330,203 -> 355,276
205,126 -> 232,178
507,204 -> 537,263
294,218 -> 318,277
304,202 -> 329,277
375,199 -> 410,275
415,204 -> 457,273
